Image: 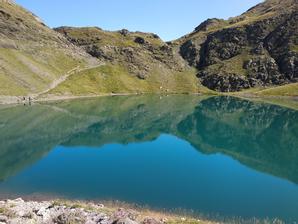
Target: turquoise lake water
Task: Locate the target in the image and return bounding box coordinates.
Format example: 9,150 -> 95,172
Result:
0,95 -> 297,222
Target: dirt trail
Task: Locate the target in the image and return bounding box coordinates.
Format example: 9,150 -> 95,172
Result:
36,64 -> 104,97
36,65 -> 80,96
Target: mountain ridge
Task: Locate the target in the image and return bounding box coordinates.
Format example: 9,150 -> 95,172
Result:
0,0 -> 297,99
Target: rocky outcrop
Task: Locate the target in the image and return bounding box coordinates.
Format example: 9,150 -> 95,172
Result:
198,28 -> 248,67
245,57 -> 285,86
180,39 -> 203,67
197,55 -> 290,92
265,12 -> 298,80
198,71 -> 250,92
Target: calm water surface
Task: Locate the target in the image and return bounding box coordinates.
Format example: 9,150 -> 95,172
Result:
0,96 -> 298,222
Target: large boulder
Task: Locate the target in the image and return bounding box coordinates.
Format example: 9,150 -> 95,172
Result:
134,37 -> 146,44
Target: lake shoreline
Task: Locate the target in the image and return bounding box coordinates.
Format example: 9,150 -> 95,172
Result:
0,92 -> 297,106
0,197 -> 214,224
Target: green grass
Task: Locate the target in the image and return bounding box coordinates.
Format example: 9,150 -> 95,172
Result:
47,64 -> 213,96
0,2 -> 92,96
0,207 -> 5,213
49,64 -> 149,95
226,83 -> 298,110
255,83 -> 298,97
0,45 -> 86,96
290,44 -> 298,53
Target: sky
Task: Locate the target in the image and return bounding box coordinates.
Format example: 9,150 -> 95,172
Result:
15,0 -> 263,41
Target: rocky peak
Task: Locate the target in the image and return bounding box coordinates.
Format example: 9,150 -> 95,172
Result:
194,18 -> 225,32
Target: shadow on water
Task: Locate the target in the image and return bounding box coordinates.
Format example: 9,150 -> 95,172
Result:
0,95 -> 298,221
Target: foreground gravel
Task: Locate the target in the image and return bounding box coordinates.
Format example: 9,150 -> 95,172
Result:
0,198 -> 209,224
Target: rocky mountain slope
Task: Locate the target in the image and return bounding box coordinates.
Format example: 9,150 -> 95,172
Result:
178,0 -> 298,92
0,0 -> 297,97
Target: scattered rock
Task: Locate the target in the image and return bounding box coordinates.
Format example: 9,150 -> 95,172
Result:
142,217 -> 162,224
252,42 -> 265,55
137,72 -> 147,80
134,37 -> 145,44
0,199 -> 177,224
115,217 -> 138,224
0,215 -> 8,223
152,34 -> 160,39
119,29 -> 130,36
54,213 -> 70,224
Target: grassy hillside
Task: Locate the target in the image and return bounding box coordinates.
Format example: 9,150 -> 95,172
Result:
0,1 -> 98,96
46,64 -> 213,96
254,83 -> 298,97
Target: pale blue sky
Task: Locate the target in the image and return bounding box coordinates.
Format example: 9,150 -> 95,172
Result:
15,0 -> 263,41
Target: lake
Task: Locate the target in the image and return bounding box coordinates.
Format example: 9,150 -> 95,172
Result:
0,95 -> 298,222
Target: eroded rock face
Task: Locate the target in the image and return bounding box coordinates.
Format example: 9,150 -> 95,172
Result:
180,40 -> 202,67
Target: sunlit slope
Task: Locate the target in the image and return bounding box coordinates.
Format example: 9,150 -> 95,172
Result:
0,1 -> 97,96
